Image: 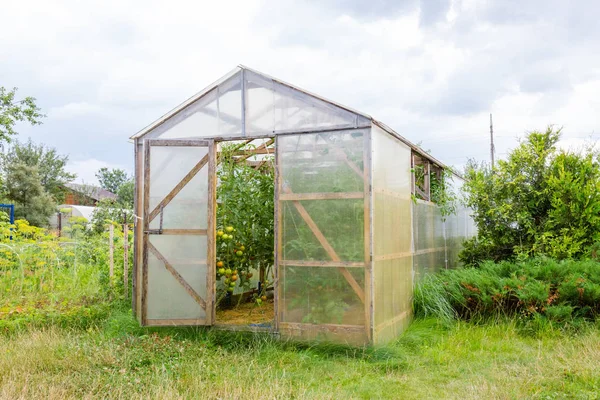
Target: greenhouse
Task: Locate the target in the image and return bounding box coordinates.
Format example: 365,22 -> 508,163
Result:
130,65 -> 476,345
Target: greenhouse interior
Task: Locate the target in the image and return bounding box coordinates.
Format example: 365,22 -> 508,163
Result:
130,65 -> 476,345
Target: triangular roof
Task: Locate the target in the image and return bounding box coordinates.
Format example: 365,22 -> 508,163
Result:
130,65 -> 450,170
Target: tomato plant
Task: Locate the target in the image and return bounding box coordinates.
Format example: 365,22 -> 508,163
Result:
215,142 -> 274,307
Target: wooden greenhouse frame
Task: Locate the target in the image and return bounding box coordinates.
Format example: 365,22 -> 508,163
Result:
130,65 -> 476,345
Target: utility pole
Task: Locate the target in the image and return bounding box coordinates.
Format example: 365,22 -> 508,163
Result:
490,113 -> 495,168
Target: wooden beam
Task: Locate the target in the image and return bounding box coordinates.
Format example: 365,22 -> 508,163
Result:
147,241 -> 207,310
206,140 -> 216,324
147,154 -> 209,223
234,138 -> 275,162
374,252 -> 412,261
145,318 -> 206,326
279,260 -> 365,268
414,247 -> 446,256
283,187 -> 365,304
279,192 -> 363,201
424,161 -> 431,201
279,322 -> 365,334
363,129 -> 373,343
144,229 -> 207,235
142,141 -> 151,325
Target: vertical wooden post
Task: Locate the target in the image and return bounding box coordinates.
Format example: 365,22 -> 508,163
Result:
424,161 -> 431,201
109,224 -> 114,282
123,222 -> 129,298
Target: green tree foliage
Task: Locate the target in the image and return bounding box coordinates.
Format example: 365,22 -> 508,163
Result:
3,163 -> 55,227
95,167 -> 128,194
1,138 -> 76,202
461,127 -> 600,264
0,87 -> 44,144
95,167 -> 133,208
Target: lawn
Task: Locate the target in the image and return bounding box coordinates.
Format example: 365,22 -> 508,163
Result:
1,312 -> 599,399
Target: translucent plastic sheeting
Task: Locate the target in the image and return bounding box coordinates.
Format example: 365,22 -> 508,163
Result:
148,146 -> 209,230
413,201 -> 446,281
371,125 -> 413,344
145,71 -> 243,139
278,130 -> 368,345
245,70 -> 370,134
147,235 -> 208,320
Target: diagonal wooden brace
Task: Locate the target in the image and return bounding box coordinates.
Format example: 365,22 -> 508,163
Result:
148,154 -> 209,223
282,187 -> 365,304
147,241 -> 207,310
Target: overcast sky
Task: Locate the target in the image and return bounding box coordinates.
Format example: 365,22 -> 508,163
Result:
1,0 -> 598,184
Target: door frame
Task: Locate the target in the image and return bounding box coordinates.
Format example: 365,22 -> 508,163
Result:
141,138 -> 216,326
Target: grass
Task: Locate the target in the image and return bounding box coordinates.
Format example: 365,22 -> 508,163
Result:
2,253 -> 600,398
1,311 -> 599,399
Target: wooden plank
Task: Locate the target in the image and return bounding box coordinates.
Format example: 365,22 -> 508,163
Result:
424,161 -> 431,201
133,140 -> 141,320
144,229 -> 208,235
373,187 -> 412,200
141,140 -> 151,325
274,136 -> 282,332
414,247 -> 446,256
147,154 -> 209,223
283,187 -> 365,304
374,252 -> 413,261
279,322 -> 365,334
279,260 -> 365,268
414,185 -> 428,199
146,139 -> 210,147
206,140 -> 216,324
279,192 -> 363,201
363,129 -> 373,343
109,224 -> 114,281
147,241 -> 207,310
145,318 -> 207,326
123,223 -> 129,300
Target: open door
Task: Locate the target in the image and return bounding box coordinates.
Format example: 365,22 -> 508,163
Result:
141,139 -> 216,326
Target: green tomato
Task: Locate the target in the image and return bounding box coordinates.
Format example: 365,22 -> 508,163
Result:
222,234 -> 229,240
218,268 -> 225,275
227,287 -> 234,293
225,269 -> 232,275
236,250 -> 243,257
230,282 -> 236,287
225,226 -> 234,233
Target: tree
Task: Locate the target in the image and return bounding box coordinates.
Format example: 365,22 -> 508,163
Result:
460,126 -> 600,265
0,87 -> 44,144
96,168 -> 128,194
3,162 -> 55,227
96,167 -> 133,208
1,138 -> 76,202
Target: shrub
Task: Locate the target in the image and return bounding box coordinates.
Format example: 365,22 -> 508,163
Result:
413,258 -> 600,322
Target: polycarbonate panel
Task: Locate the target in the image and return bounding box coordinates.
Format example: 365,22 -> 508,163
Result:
278,130 -> 365,194
245,70 -> 369,134
278,129 -> 368,345
146,72 -> 242,139
413,201 -> 446,281
147,235 -> 208,319
371,125 -> 413,344
148,146 -> 209,230
281,266 -> 365,325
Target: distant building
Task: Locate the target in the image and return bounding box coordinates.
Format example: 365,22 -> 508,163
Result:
62,183 -> 117,206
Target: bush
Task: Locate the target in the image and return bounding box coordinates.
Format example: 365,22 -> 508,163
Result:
413,258 -> 600,322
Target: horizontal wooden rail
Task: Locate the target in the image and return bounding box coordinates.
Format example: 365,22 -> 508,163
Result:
145,229 -> 207,235
373,252 -> 412,261
279,192 -> 363,201
145,318 -> 206,326
280,322 -> 365,334
279,260 -> 365,268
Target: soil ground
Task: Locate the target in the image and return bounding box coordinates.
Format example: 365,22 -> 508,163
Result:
216,298 -> 274,325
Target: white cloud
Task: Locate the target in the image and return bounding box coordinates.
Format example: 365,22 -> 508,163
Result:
67,158 -> 131,186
